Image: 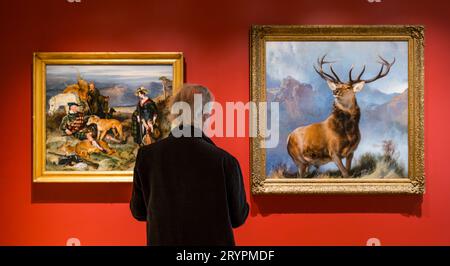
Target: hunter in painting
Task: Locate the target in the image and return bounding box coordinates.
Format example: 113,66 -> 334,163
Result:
46,65 -> 172,171
33,53 -> 183,182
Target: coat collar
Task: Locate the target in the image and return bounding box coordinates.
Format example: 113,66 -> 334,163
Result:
169,124 -> 215,146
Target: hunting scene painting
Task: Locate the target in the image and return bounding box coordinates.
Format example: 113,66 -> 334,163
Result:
265,41 -> 409,180
43,63 -> 175,174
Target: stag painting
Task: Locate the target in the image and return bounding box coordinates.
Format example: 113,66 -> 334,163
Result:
287,55 -> 395,178
264,41 -> 409,179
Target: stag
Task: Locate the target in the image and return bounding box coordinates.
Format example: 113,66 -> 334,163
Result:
287,55 -> 395,178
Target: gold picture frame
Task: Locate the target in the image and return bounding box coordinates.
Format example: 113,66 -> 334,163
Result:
250,25 -> 424,194
33,52 -> 183,182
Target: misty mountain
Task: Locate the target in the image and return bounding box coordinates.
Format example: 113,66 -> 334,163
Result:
267,76 -> 330,130
357,86 -> 401,108
46,78 -> 165,107
362,89 -> 408,130
99,81 -> 164,106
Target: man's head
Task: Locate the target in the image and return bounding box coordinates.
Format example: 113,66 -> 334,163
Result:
169,84 -> 214,127
68,102 -> 80,113
89,82 -> 95,91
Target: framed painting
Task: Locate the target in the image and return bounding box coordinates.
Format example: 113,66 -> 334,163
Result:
33,52 -> 183,182
250,25 -> 424,194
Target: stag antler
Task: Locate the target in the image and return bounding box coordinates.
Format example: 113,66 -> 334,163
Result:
349,56 -> 396,84
313,54 -> 343,84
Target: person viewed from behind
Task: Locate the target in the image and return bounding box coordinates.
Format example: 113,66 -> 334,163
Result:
130,84 -> 249,246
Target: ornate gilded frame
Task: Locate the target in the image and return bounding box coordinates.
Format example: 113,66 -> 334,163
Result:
250,25 -> 424,194
33,52 -> 184,182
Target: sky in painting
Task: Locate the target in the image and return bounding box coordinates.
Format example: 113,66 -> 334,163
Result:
266,41 -> 408,94
46,65 -> 173,107
46,65 -> 172,86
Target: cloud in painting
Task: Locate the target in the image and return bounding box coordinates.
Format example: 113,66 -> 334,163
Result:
46,65 -> 172,80
46,65 -> 173,106
101,85 -> 129,106
266,41 -> 408,94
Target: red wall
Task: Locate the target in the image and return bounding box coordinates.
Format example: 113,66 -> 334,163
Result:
1,0 -> 449,246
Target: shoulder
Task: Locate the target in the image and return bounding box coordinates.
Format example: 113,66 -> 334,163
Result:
199,140 -> 239,167
221,150 -> 240,170
136,135 -> 239,166
213,147 -> 241,177
214,145 -> 238,161
137,136 -> 170,155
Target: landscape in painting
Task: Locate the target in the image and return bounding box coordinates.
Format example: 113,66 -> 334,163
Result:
45,65 -> 173,172
265,41 -> 408,179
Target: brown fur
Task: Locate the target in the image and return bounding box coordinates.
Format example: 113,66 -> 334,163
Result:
63,79 -> 89,102
288,55 -> 394,178
75,140 -> 115,159
87,115 -> 125,141
287,84 -> 361,178
61,140 -> 115,159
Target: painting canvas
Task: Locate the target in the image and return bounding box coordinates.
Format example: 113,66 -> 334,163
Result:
266,41 -> 408,180
250,26 -> 424,194
33,53 -> 183,182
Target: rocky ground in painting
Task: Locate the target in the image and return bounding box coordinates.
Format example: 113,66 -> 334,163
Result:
268,140 -> 406,179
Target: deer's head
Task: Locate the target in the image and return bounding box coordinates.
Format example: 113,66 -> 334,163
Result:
314,55 -> 395,109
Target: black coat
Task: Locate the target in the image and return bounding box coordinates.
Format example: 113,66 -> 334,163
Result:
130,126 -> 249,246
